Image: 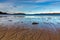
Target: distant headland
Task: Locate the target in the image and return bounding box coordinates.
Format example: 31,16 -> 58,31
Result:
0,11 -> 60,15
0,11 -> 26,15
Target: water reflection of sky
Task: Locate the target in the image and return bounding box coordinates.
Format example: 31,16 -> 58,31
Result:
0,16 -> 60,30
0,16 -> 60,23
0,16 -> 60,28
0,16 -> 60,32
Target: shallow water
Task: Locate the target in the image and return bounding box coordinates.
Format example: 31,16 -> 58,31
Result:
0,15 -> 60,40
0,16 -> 60,27
0,15 -> 60,33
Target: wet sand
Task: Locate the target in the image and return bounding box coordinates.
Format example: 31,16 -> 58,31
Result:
0,22 -> 60,40
0,16 -> 60,40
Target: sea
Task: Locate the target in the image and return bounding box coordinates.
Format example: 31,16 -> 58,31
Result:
0,14 -> 60,30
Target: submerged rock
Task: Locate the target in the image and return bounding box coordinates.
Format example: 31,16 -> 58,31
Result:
8,20 -> 12,22
32,22 -> 39,25
21,22 -> 23,23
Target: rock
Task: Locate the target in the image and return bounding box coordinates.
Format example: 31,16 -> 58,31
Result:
32,22 -> 39,25
21,22 -> 23,23
8,20 -> 12,22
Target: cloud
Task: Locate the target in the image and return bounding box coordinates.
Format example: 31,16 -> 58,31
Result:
0,0 -> 60,14
0,0 -> 41,13
0,2 -> 25,13
10,0 -> 60,3
35,0 -> 49,2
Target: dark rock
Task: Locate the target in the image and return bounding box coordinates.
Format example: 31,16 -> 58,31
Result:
32,22 -> 39,25
8,20 -> 12,22
21,22 -> 23,23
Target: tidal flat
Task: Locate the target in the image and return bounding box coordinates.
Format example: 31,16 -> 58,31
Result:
0,15 -> 60,40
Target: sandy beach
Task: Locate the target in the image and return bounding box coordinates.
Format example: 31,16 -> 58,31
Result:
0,16 -> 60,40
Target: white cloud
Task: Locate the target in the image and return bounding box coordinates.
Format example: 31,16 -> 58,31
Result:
35,0 -> 49,2
3,0 -> 50,3
0,0 -> 60,14
0,2 -> 25,13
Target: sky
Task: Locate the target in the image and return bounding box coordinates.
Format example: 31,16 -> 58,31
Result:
0,0 -> 60,14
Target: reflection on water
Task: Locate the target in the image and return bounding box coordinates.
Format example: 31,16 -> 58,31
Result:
0,15 -> 60,23
0,15 -> 60,28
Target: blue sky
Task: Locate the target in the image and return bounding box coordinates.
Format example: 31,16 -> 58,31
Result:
0,0 -> 60,14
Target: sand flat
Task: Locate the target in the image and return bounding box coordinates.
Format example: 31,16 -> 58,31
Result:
0,16 -> 60,40
0,23 -> 60,40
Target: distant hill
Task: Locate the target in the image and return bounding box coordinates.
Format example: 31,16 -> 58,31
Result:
36,13 -> 60,14
0,11 -> 60,15
0,11 -> 8,14
34,13 -> 60,15
13,13 -> 26,15
0,11 -> 26,15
